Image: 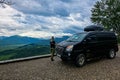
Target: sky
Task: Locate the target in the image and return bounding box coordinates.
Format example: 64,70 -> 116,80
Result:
0,0 -> 99,39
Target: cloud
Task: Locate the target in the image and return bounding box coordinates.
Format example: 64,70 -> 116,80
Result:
0,4 -> 27,36
0,5 -> 23,27
0,0 -> 99,38
19,31 -> 72,39
12,0 -> 98,17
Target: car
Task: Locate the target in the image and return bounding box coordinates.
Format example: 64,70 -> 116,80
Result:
56,25 -> 119,67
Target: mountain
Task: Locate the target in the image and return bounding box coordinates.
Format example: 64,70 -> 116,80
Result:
0,35 -> 69,46
0,36 -> 70,61
37,36 -> 69,45
55,36 -> 69,43
0,35 -> 40,46
0,36 -> 7,40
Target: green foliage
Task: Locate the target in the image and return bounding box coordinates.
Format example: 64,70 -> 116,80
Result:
0,44 -> 25,52
0,53 -> 16,61
91,0 -> 120,37
0,44 -> 50,61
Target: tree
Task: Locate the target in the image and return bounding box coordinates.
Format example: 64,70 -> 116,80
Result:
91,0 -> 120,37
0,0 -> 13,8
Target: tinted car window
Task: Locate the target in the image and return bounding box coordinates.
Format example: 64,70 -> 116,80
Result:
87,35 -> 97,42
66,33 -> 87,42
97,33 -> 116,41
97,34 -> 106,41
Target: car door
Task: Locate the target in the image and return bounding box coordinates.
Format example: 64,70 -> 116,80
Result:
85,34 -> 100,58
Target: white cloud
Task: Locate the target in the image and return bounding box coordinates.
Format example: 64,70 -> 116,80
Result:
19,31 -> 72,39
0,4 -> 27,36
0,4 -> 26,28
0,0 -> 99,38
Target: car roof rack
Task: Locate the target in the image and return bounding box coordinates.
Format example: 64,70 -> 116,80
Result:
84,25 -> 104,32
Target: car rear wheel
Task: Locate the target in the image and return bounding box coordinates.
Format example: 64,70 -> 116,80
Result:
107,49 -> 116,59
75,54 -> 86,67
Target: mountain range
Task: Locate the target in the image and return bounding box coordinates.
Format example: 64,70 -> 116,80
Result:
0,35 -> 69,46
0,35 -> 69,60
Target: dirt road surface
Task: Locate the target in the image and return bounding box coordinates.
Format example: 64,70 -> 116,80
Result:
0,47 -> 120,80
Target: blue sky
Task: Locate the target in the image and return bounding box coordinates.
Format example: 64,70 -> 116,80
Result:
0,0 -> 99,38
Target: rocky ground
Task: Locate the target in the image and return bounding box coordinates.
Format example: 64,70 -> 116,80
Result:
0,47 -> 120,80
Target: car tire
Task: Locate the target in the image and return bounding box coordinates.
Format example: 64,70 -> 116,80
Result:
75,54 -> 86,67
107,49 -> 116,59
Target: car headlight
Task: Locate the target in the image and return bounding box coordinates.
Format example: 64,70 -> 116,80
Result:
66,45 -> 73,52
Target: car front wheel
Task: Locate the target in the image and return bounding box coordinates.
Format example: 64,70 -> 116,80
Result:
75,54 -> 86,67
107,49 -> 116,59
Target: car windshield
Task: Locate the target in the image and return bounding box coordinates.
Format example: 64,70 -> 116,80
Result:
66,33 -> 87,42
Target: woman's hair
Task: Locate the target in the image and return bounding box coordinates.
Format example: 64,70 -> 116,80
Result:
51,36 -> 54,41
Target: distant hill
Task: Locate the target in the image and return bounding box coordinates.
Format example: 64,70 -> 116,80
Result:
0,36 -> 7,40
0,35 -> 69,46
37,36 -> 69,45
55,36 -> 69,43
0,35 -> 40,46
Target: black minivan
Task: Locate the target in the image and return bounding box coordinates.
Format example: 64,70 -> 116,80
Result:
56,26 -> 119,67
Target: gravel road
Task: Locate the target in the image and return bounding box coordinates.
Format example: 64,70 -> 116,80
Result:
0,47 -> 120,80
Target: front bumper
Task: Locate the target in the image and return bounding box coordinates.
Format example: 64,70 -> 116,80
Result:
56,45 -> 72,60
56,52 -> 72,61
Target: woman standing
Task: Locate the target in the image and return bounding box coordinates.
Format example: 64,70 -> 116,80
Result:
50,36 -> 56,61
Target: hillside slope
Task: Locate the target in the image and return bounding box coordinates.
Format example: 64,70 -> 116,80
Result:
0,44 -> 50,61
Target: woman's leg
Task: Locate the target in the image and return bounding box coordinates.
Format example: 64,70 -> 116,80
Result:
51,48 -> 54,61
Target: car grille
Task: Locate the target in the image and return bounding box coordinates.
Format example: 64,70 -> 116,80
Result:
56,45 -> 64,55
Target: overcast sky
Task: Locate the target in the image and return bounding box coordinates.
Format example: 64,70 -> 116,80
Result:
0,0 -> 99,38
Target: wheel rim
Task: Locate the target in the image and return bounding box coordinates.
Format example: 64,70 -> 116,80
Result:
78,56 -> 85,65
110,50 -> 115,58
